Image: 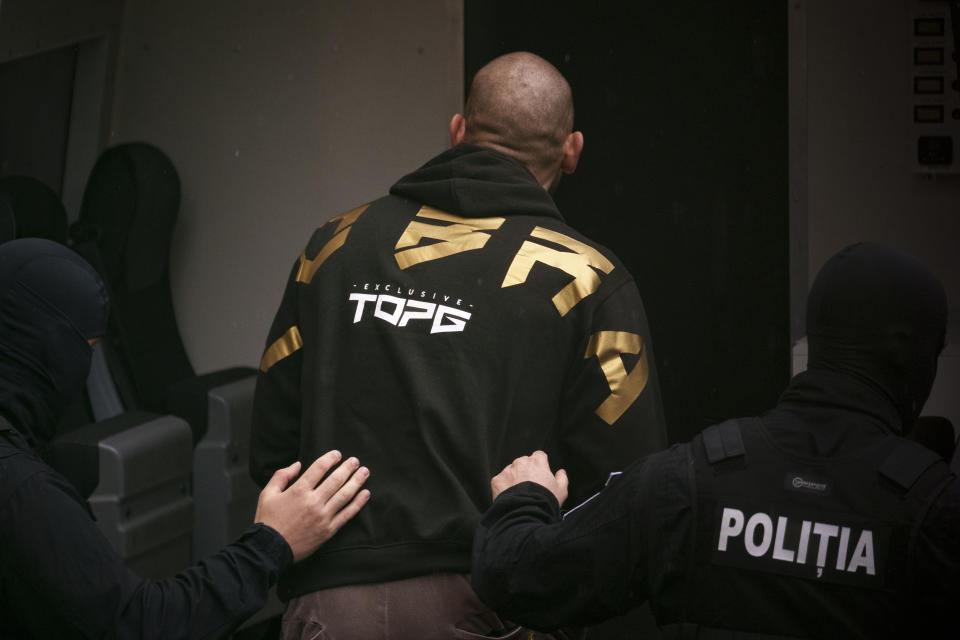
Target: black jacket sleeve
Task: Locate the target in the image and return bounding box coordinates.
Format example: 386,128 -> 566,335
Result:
911,475 -> 960,634
0,465 -> 293,639
471,444 -> 691,631
250,257 -> 304,487
555,279 -> 668,504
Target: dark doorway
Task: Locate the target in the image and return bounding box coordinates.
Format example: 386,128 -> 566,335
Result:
0,44 -> 79,194
466,1 -> 790,449
466,7 -> 789,633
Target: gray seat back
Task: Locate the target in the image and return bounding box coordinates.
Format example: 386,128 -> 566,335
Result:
87,414 -> 194,577
192,376 -> 260,560
194,376 -> 285,626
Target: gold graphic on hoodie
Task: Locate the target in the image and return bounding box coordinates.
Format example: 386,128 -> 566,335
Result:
502,227 -> 615,316
394,206 -> 505,270
297,205 -> 369,284
584,331 -> 648,425
260,325 -> 303,372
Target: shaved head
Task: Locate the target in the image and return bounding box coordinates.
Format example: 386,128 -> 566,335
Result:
459,52 -> 579,188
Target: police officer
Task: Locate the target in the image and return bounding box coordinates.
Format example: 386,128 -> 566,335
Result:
471,242 -> 957,638
0,238 -> 371,638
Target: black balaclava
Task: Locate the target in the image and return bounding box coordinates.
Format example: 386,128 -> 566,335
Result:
806,242 -> 948,433
0,238 -> 109,447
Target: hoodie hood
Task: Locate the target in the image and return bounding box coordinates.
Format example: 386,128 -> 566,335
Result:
0,238 -> 109,446
805,242 -> 947,433
389,143 -> 564,221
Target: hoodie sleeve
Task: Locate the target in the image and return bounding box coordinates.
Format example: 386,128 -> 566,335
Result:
250,257 -> 305,488
555,278 -> 668,504
912,476 -> 960,635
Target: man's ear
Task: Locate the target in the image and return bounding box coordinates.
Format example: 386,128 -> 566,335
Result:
449,114 -> 466,147
560,131 -> 584,174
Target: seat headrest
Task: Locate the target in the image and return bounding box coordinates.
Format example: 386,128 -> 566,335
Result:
0,197 -> 15,244
0,176 -> 68,243
78,143 -> 181,292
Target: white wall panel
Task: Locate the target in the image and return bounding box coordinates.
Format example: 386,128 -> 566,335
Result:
109,0 -> 464,371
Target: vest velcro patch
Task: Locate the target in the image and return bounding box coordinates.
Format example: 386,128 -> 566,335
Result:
702,420 -> 745,464
711,505 -> 889,588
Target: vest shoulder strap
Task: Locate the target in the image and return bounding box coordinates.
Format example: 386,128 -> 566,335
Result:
702,419 -> 746,465
878,438 -> 944,492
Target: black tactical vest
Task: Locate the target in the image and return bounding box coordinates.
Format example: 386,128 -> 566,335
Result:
657,417 -> 951,639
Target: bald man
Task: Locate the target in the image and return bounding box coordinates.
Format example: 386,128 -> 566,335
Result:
251,52 -> 666,639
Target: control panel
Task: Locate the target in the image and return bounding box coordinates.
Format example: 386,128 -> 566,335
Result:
911,1 -> 960,173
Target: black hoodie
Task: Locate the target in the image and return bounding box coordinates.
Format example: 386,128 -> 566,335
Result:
0,239 -> 292,638
251,144 -> 667,597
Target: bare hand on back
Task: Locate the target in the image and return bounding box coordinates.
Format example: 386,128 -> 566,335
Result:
491,450 -> 568,507
255,450 -> 370,562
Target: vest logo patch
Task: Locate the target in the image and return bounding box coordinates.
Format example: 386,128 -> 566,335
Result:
713,506 -> 888,587
785,472 -> 831,495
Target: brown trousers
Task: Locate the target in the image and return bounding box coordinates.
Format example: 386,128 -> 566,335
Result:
281,573 -> 581,640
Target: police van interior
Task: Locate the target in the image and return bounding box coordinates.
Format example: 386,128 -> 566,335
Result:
0,0 -> 958,638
